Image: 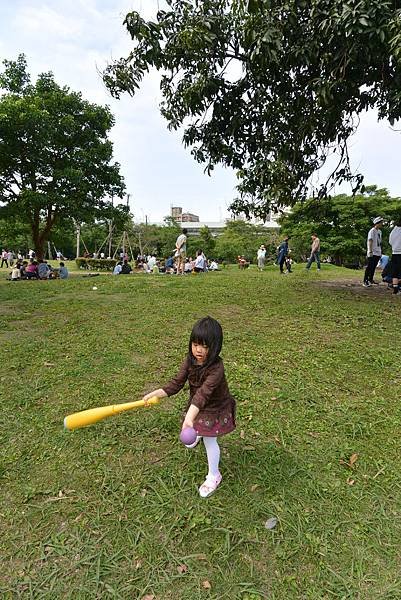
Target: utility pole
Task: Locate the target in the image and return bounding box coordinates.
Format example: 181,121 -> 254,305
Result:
108,195 -> 114,259
76,222 -> 80,259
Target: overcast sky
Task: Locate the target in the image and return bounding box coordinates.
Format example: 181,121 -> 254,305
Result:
1,0 -> 400,222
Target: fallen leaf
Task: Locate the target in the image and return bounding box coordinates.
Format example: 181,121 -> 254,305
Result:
177,564 -> 188,574
265,517 -> 278,529
250,484 -> 259,492
142,595 -> 155,600
140,489 -> 147,497
202,580 -> 212,589
307,431 -> 319,438
240,430 -> 245,439
135,559 -> 142,570
349,453 -> 358,467
58,490 -> 63,497
271,396 -> 277,401
273,435 -> 281,445
347,477 -> 355,486
44,362 -> 55,367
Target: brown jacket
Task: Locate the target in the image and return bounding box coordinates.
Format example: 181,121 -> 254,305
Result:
162,356 -> 235,416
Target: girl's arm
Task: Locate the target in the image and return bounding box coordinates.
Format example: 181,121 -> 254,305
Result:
182,404 -> 199,429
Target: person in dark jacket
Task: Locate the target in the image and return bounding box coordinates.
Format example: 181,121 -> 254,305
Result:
277,236 -> 290,273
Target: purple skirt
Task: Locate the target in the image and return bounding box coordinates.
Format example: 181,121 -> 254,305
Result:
193,410 -> 236,437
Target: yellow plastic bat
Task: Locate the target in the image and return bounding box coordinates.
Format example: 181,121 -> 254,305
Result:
64,397 -> 161,431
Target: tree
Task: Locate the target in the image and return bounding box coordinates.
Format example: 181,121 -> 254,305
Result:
279,186 -> 401,266
104,1 -> 401,219
188,225 -> 216,258
214,219 -> 279,262
0,55 -> 126,259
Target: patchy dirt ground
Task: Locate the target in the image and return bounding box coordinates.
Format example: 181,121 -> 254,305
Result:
315,277 -> 396,297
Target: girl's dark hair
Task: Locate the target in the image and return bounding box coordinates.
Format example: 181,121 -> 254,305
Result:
395,216 -> 401,227
189,316 -> 223,368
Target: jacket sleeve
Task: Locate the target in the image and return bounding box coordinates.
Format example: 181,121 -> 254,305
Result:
162,358 -> 189,396
191,361 -> 224,410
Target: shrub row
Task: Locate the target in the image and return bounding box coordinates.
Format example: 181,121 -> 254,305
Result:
75,258 -> 118,271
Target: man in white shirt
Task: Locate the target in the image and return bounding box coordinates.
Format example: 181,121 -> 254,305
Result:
389,217 -> 401,295
363,217 -> 383,287
175,228 -> 188,275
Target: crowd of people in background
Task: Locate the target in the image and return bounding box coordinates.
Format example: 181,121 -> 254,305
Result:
2,216 -> 401,292
362,216 -> 401,294
112,251 -> 219,276
0,247 -> 70,281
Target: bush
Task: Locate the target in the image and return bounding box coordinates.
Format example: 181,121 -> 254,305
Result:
75,258 -> 118,271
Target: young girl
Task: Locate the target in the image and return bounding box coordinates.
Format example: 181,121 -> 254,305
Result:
142,316 -> 236,498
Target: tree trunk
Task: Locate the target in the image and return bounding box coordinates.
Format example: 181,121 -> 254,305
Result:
31,207 -> 58,261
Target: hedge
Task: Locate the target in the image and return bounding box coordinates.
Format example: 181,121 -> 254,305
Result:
75,258 -> 118,271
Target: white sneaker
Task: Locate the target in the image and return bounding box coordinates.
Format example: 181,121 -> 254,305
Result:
185,436 -> 202,449
199,472 -> 222,498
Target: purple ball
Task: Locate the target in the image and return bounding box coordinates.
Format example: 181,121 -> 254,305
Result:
180,426 -> 197,445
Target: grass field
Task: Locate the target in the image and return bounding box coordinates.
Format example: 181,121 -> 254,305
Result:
1,265 -> 400,599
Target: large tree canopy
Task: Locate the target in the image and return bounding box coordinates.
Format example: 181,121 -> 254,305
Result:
0,55 -> 126,259
104,0 -> 401,219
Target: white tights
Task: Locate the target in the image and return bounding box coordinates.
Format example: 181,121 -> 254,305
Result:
203,436 -> 220,477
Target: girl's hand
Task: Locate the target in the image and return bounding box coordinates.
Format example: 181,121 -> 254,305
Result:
142,389 -> 167,402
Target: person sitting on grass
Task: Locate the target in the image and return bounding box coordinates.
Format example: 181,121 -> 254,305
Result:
25,260 -> 39,279
165,255 -> 175,274
38,260 -> 51,280
120,259 -> 132,275
58,262 -> 69,279
10,263 -> 21,280
194,249 -> 207,273
20,261 -> 28,279
184,258 -> 193,273
113,261 -> 123,275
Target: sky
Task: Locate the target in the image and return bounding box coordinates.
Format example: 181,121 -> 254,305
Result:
1,0 -> 400,223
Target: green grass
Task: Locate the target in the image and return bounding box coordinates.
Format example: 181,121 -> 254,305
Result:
0,265 -> 400,599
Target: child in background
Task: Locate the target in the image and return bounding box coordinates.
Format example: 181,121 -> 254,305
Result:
11,263 -> 21,280
143,316 -> 236,497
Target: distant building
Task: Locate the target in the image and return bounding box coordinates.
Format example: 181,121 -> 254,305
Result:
150,206 -> 282,236
171,206 -> 199,222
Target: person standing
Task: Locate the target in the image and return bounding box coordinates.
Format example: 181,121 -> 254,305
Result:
175,228 -> 188,275
277,236 -> 290,274
257,245 -> 266,271
363,217 -> 383,287
1,249 -> 9,268
142,316 -> 236,498
389,217 -> 401,295
306,234 -> 321,271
